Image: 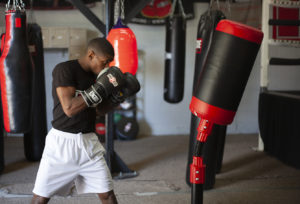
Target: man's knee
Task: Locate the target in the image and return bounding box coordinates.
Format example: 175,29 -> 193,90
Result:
31,194 -> 50,204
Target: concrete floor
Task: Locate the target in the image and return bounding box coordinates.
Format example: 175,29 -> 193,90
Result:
0,134 -> 300,204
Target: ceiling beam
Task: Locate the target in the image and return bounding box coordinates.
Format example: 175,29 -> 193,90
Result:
69,0 -> 106,35
123,0 -> 152,24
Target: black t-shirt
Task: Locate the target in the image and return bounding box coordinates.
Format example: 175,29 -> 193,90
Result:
51,60 -> 97,133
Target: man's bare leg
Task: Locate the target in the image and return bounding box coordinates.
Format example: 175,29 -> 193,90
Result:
97,190 -> 118,204
31,194 -> 50,204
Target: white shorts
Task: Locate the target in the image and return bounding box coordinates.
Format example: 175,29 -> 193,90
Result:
32,128 -> 113,198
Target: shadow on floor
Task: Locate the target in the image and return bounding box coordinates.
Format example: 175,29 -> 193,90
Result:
2,159 -> 35,174
128,142 -> 186,171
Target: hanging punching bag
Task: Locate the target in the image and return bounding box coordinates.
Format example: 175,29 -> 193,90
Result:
107,18 -> 138,75
23,23 -> 47,161
164,14 -> 186,103
0,32 -> 4,173
0,90 -> 4,174
1,34 -> 4,54
0,8 -> 33,133
186,10 -> 226,189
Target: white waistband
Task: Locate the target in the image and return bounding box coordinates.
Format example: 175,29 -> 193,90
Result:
50,128 -> 94,139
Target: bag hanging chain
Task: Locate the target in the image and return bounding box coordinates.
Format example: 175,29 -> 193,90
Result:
225,0 -> 231,16
178,0 -> 186,19
114,0 -> 120,24
170,0 -> 186,19
114,0 -> 125,23
28,0 -> 36,23
209,0 -> 231,17
120,0 -> 125,20
209,0 -> 220,11
6,0 -> 25,11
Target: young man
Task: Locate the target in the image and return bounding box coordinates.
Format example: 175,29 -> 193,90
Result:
31,38 -> 124,204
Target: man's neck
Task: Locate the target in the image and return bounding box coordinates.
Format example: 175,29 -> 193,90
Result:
78,57 -> 90,72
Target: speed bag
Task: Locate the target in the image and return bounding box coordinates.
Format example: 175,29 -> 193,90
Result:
0,10 -> 33,133
186,10 -> 226,187
164,15 -> 186,103
24,23 -> 47,161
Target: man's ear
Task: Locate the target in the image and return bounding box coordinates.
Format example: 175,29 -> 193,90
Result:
87,49 -> 95,60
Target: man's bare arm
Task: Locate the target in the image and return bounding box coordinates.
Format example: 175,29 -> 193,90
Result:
56,86 -> 87,117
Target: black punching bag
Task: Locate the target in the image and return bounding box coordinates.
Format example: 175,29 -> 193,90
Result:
188,20 -> 263,204
190,20 -> 263,125
0,9 -> 33,133
164,14 -> 186,103
0,34 -> 4,174
186,10 -> 226,188
24,23 -> 47,161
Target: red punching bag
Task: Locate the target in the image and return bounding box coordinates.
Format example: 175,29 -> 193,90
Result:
107,18 -> 138,75
0,5 -> 33,133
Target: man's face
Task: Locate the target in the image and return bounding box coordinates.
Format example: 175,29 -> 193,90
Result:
89,51 -> 112,75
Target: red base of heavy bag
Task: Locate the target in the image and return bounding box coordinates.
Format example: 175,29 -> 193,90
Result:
0,10 -> 33,133
187,121 -> 227,189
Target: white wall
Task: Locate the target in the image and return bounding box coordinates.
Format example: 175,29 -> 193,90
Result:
43,49 -> 69,130
268,46 -> 300,91
0,2 -> 283,136
130,3 -> 264,135
129,4 -> 210,135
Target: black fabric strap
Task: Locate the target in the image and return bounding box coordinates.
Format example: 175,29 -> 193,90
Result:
270,57 -> 300,66
269,19 -> 300,26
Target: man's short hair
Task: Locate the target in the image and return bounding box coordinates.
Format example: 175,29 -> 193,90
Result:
87,37 -> 114,62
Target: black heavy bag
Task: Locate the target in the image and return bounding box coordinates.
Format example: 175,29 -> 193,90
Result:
0,36 -> 3,174
164,14 -> 186,103
0,10 -> 33,133
24,23 -> 47,161
186,10 -> 226,188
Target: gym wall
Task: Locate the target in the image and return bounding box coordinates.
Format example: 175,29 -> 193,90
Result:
1,2 -> 296,136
